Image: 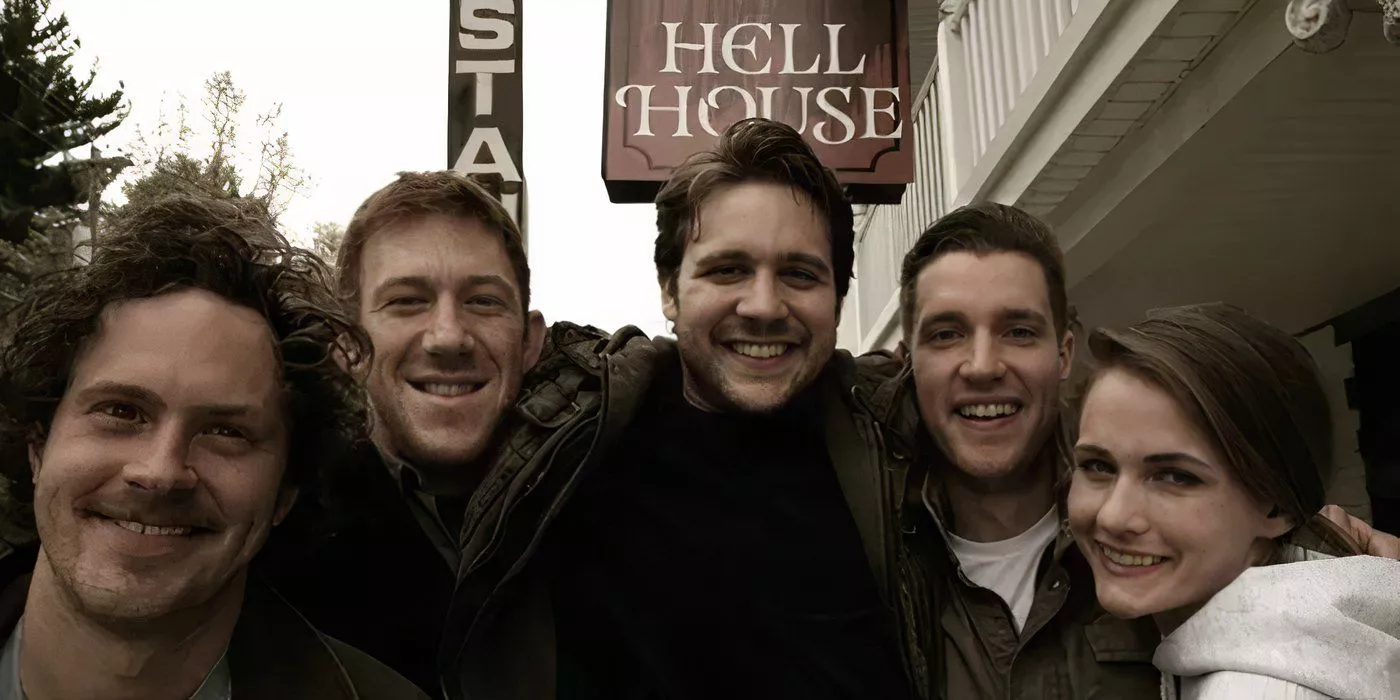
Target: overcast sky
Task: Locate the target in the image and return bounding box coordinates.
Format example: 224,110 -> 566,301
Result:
55,0 -> 669,337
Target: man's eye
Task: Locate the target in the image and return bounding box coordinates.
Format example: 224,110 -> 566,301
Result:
927,329 -> 961,344
204,425 -> 249,441
388,297 -> 427,307
468,296 -> 503,308
1007,327 -> 1038,340
706,265 -> 745,278
784,269 -> 818,283
93,402 -> 143,423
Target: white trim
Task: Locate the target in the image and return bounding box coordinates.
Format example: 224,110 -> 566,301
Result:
1057,0 -> 1291,287
913,60 -> 941,121
950,0 -> 1173,208
981,0 -> 1177,206
859,290 -> 904,354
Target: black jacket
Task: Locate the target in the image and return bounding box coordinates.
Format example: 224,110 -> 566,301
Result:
258,442 -> 456,698
440,323 -> 915,699
0,541 -> 428,699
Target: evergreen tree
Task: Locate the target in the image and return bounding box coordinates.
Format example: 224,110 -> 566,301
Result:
0,0 -> 127,244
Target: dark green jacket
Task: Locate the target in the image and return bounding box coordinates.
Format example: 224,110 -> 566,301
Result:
439,322 -> 916,699
871,366 -> 1164,700
897,478 -> 1162,699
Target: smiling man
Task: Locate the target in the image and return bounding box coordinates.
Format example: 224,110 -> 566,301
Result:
436,118 -> 915,700
258,170 -> 548,697
888,202 -> 1162,699
0,196 -> 426,699
892,202 -> 1399,700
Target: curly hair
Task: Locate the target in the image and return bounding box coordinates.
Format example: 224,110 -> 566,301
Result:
0,195 -> 370,534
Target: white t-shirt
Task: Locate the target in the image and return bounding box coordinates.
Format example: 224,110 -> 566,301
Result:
943,507 -> 1060,634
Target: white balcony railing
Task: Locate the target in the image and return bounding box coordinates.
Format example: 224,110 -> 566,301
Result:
938,0 -> 1085,202
854,65 -> 948,347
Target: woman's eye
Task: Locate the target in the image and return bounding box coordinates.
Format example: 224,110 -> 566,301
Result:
1076,458 -> 1114,475
1158,468 -> 1203,486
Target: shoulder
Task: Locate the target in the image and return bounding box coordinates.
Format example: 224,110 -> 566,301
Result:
231,579 -> 434,699
517,321 -> 666,421
854,348 -> 904,381
838,349 -> 919,444
531,321 -> 653,376
824,348 -> 907,398
321,635 -> 434,700
1157,557 -> 1400,699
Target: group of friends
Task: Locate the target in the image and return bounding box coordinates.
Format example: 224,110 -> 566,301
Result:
0,118 -> 1396,700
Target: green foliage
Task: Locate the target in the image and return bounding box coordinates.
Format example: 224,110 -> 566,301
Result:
0,0 -> 126,243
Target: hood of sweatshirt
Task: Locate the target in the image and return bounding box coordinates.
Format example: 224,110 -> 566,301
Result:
1154,555 -> 1400,699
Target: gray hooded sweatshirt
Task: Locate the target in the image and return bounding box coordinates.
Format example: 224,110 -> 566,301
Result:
1154,555 -> 1400,700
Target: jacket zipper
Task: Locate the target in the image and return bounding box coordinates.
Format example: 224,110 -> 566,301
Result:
449,359 -> 614,694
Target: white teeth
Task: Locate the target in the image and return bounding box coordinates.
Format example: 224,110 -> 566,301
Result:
113,519 -> 191,536
1101,545 -> 1164,567
732,343 -> 788,359
958,403 -> 1019,418
422,382 -> 473,397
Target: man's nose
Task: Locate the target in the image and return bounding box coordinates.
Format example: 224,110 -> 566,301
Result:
958,332 -> 1006,383
735,273 -> 789,322
423,301 -> 478,356
120,425 -> 199,495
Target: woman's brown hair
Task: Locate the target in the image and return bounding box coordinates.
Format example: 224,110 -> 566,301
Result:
1083,302 -> 1360,557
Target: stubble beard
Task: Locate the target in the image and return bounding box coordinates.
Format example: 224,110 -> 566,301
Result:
677,338 -> 816,415
936,418 -> 1058,496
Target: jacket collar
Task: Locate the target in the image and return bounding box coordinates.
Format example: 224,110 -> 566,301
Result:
918,463 -> 1077,575
819,354 -> 894,602
0,544 -> 364,700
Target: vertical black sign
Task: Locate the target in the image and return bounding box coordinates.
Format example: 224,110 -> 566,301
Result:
448,0 -> 527,240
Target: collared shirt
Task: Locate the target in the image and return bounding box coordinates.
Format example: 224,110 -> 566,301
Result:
0,616 -> 231,700
380,447 -> 465,572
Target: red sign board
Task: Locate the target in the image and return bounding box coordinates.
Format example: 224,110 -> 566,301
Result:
603,0 -> 912,204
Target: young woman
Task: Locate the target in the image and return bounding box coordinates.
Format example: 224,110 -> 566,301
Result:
1067,302 -> 1400,700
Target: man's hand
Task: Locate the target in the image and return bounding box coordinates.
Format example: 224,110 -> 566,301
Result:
1320,505 -> 1400,559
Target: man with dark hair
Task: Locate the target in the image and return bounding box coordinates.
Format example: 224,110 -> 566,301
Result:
0,195 -> 427,699
260,169 -> 547,697
893,201 -> 1397,699
441,118 -> 913,699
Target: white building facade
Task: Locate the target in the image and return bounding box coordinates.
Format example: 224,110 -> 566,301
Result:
841,0 -> 1400,525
